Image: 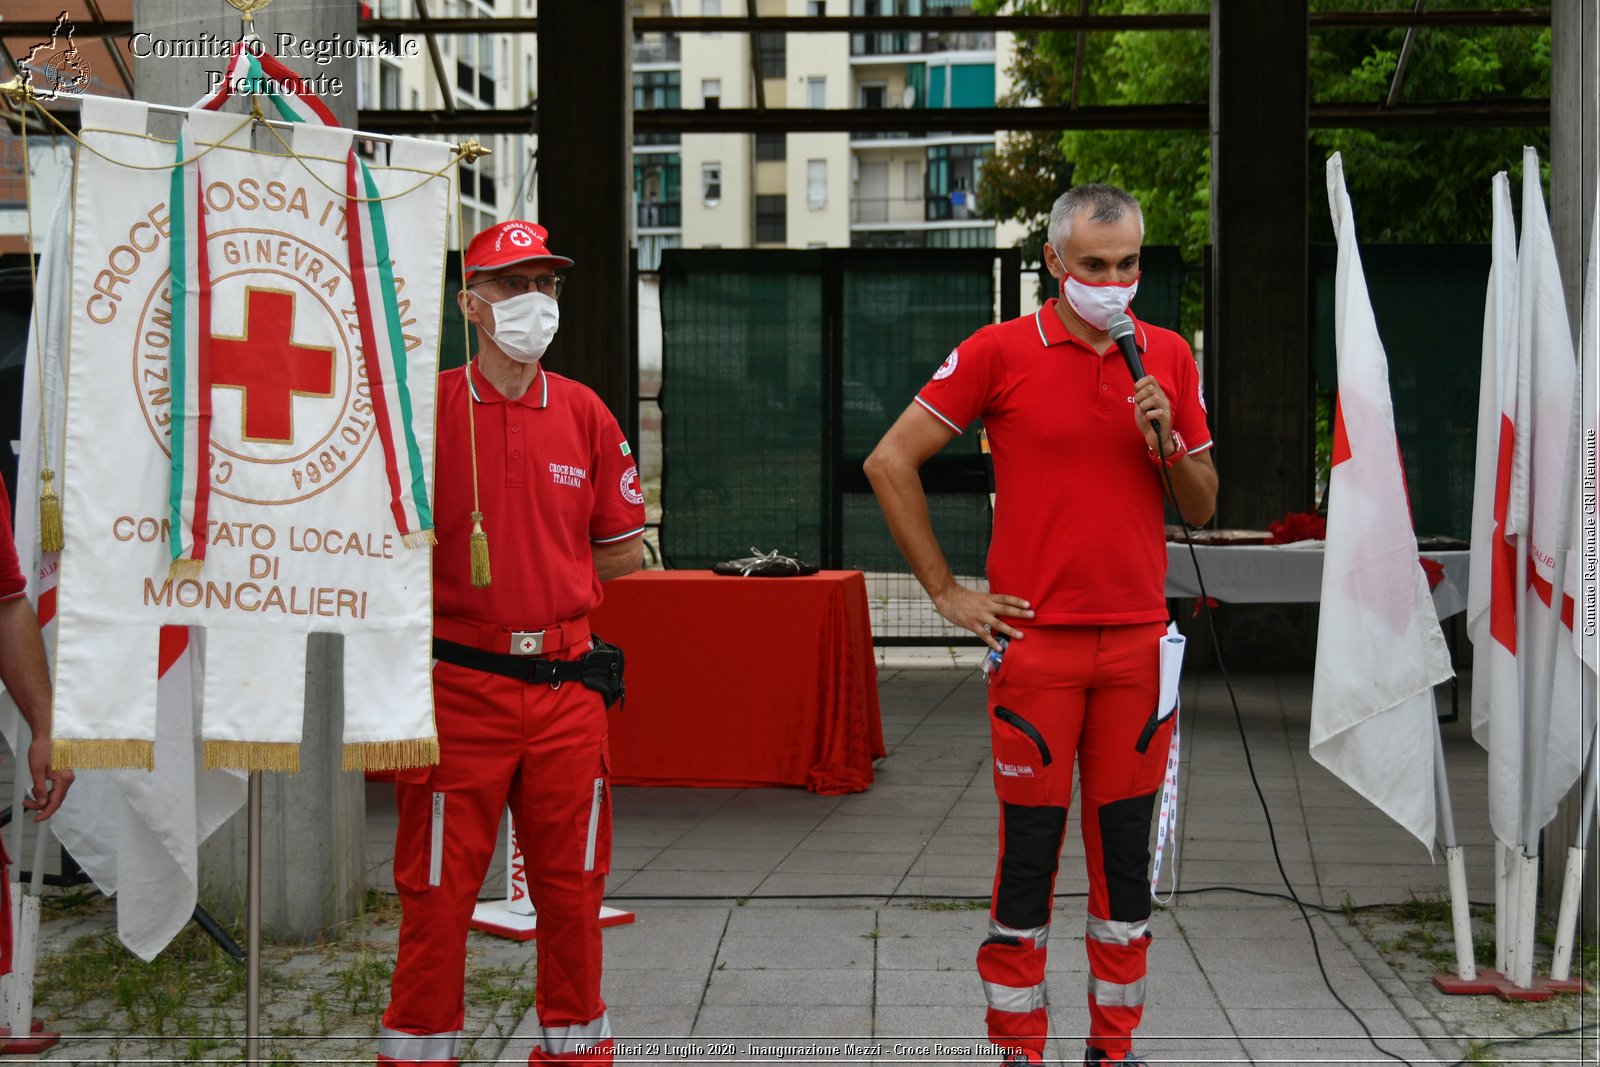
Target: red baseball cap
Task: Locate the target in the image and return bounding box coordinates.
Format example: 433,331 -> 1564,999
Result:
463,220 -> 574,278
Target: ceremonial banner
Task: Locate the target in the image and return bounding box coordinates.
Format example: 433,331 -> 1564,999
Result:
1310,154 -> 1454,851
3,165 -> 247,961
53,95 -> 450,772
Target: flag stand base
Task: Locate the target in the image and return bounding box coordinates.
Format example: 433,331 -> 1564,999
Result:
470,901 -> 635,942
0,1019 -> 59,1054
1432,967 -> 1588,1001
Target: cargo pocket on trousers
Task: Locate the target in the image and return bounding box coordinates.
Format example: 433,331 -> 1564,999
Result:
990,706 -> 1052,805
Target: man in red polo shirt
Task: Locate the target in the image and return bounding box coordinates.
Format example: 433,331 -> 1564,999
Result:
0,482 -> 74,976
865,184 -> 1217,1066
379,221 -> 645,1067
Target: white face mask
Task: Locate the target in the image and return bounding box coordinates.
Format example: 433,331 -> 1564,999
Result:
473,289 -> 560,364
1059,269 -> 1140,332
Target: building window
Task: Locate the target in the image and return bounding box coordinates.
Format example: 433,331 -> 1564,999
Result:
635,154 -> 682,229
755,194 -> 787,243
808,0 -> 826,13
807,76 -> 826,109
904,160 -> 920,200
702,162 -> 722,205
703,0 -> 721,13
634,70 -> 681,110
807,159 -> 827,210
380,63 -> 401,110
859,82 -> 887,109
757,33 -> 786,78
755,132 -> 786,161
702,78 -> 721,109
926,142 -> 990,222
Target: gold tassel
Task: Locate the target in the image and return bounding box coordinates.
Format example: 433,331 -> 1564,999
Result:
167,557 -> 203,583
37,468 -> 63,553
469,511 -> 491,587
402,529 -> 438,549
343,736 -> 441,772
204,740 -> 301,773
53,739 -> 154,771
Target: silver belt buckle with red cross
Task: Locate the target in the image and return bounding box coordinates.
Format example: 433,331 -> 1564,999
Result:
510,631 -> 545,656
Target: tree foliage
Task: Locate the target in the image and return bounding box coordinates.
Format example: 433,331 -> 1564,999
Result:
977,0 -> 1551,263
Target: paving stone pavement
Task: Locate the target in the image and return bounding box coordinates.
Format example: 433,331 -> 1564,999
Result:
13,658 -> 1597,1064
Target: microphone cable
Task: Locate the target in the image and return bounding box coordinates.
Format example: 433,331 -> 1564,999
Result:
1152,432 -> 1420,1067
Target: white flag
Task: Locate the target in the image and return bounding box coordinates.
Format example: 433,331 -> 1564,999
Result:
1310,154 -> 1454,851
1508,147 -> 1590,831
2,164 -> 247,962
1466,173 -> 1525,846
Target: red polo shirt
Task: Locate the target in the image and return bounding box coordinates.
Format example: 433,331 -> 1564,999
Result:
915,300 -> 1212,626
0,485 -> 23,602
433,362 -> 646,630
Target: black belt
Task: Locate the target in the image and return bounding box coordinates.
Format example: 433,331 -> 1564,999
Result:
433,638 -> 586,685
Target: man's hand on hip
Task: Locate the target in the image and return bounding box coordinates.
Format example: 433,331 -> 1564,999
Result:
931,584 -> 1033,651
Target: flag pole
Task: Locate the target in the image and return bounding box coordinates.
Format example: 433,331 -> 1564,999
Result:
1506,538 -> 1532,983
1550,699 -> 1596,982
245,771 -> 262,1063
1431,716 -> 1477,981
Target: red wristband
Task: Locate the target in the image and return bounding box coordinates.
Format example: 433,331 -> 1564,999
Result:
1149,430 -> 1187,469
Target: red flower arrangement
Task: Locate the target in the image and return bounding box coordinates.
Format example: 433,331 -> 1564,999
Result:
1266,510 -> 1327,544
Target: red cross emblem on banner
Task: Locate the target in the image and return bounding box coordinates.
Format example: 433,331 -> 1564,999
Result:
211,287 -> 337,444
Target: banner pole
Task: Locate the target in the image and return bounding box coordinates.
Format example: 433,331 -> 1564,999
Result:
1507,535 -> 1534,984
245,771 -> 262,1063
1431,717 -> 1477,981
1551,684 -> 1597,982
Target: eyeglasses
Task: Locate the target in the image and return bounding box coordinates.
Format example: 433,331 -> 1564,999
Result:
469,274 -> 564,299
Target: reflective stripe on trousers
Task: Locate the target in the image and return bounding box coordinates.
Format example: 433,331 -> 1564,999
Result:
541,1013 -> 614,1056
1089,975 -> 1148,1009
1086,915 -> 1148,948
377,1025 -> 462,1065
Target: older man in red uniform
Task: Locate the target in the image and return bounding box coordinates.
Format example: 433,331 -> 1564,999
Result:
866,184 -> 1217,1066
379,221 -> 645,1067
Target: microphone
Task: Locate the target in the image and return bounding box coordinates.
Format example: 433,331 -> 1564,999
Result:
1106,311 -> 1159,439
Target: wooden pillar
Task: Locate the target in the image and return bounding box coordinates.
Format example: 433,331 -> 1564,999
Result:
1208,0 -> 1311,527
536,0 -> 638,443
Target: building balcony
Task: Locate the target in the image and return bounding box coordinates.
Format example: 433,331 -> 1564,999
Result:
850,30 -> 994,58
633,32 -> 681,67
636,201 -> 682,229
850,196 -> 928,227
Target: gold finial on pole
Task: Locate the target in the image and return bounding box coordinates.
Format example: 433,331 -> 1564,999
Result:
223,0 -> 276,32
458,139 -> 493,163
0,76 -> 36,109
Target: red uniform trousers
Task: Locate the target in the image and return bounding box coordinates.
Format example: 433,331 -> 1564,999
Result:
379,643 -> 614,1067
978,623 -> 1173,1064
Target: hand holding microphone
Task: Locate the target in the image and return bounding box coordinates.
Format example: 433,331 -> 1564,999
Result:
1106,311 -> 1177,460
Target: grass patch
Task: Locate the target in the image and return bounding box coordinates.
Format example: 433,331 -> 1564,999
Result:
902,897 -> 989,911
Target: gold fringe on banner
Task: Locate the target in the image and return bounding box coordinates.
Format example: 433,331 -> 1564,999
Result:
37,468 -> 63,553
53,739 -> 154,771
167,558 -> 203,583
343,736 -> 441,772
204,740 -> 301,773
401,530 -> 437,549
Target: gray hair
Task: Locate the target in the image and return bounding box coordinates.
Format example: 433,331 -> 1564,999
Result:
1047,183 -> 1145,248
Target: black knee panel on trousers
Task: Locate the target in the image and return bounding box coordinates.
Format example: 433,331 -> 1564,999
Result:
995,803 -> 1068,930
1097,792 -> 1158,922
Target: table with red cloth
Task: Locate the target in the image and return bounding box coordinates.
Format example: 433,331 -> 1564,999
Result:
588,570 -> 885,795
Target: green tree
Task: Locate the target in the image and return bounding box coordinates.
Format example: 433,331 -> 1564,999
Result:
978,0 -> 1551,265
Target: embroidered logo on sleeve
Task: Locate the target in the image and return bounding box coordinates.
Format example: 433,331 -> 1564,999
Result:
932,349 -> 959,381
620,464 -> 644,505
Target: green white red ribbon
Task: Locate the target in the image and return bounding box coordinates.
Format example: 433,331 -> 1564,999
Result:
165,121 -> 212,577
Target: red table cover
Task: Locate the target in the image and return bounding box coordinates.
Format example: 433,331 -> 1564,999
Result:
589,570 -> 885,794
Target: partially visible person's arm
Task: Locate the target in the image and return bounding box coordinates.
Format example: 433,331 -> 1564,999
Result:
0,595 -> 72,819
865,403 -> 1033,651
594,536 -> 644,581
1159,447 -> 1218,527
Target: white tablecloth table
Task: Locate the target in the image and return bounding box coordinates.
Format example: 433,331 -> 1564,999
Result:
1164,542 -> 1471,620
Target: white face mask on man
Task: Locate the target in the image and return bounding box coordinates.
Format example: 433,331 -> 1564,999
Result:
471,289 -> 560,364
1059,269 -> 1140,332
